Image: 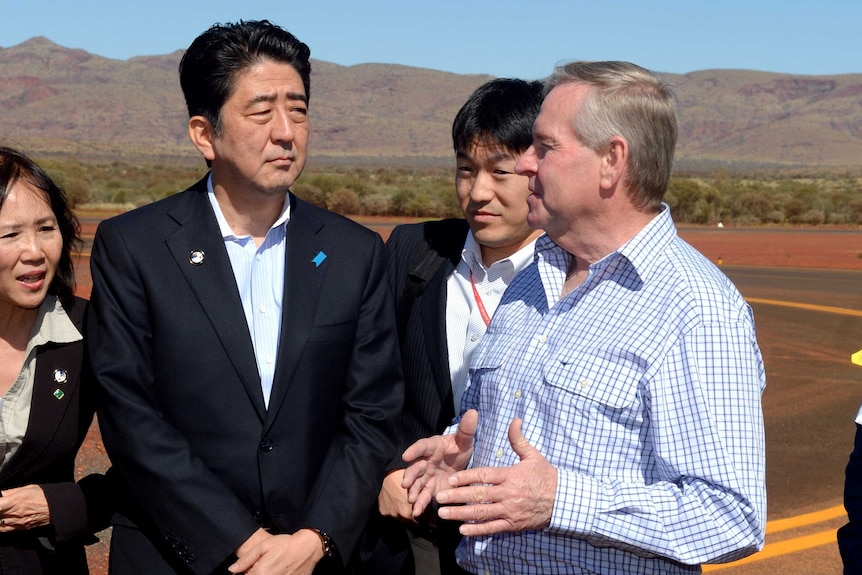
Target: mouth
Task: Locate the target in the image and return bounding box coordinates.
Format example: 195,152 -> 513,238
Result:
470,210 -> 500,223
18,271 -> 47,290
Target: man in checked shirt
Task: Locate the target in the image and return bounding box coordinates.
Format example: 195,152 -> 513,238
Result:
402,61 -> 766,574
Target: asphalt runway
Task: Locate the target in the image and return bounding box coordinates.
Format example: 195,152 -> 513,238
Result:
704,265 -> 862,574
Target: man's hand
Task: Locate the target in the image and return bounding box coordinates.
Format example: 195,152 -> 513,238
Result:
434,418 -> 557,536
229,528 -> 323,575
401,409 -> 478,518
378,469 -> 416,524
0,485 -> 51,531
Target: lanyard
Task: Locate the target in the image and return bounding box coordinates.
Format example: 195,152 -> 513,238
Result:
469,270 -> 492,327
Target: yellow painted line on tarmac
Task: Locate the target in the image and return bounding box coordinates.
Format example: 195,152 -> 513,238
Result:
746,297 -> 862,318
766,505 -> 846,535
702,529 -> 837,571
701,505 -> 846,571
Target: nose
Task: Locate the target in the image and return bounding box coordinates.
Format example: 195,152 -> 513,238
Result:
469,171 -> 496,203
271,108 -> 295,144
20,232 -> 47,262
515,146 -> 537,177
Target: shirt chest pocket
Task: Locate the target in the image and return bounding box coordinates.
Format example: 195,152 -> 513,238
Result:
542,349 -> 644,410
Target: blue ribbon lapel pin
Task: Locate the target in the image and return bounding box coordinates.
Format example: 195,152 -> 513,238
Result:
312,251 -> 327,267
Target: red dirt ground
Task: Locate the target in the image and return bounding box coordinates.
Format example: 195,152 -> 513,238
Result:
75,220 -> 862,573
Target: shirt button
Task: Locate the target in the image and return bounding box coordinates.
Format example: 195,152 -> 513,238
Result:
265,356 -> 274,365
495,448 -> 503,459
256,254 -> 262,261
470,334 -> 478,342
580,378 -> 590,389
514,389 -> 522,399
537,334 -> 547,344
259,305 -> 266,313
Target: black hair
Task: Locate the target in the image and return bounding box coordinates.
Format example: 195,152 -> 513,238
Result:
179,20 -> 312,136
452,78 -> 544,155
0,146 -> 81,307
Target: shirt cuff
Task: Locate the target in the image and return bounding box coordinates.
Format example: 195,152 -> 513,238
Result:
547,468 -> 599,537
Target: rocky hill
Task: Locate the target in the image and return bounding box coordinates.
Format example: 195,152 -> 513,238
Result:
2,37 -> 861,170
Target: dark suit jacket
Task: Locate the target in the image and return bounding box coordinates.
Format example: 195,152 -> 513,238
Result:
352,220 -> 469,575
86,177 -> 403,574
385,220 -> 469,460
839,422 -> 862,573
0,297 -> 112,575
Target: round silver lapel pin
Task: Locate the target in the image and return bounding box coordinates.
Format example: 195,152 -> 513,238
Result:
189,250 -> 206,265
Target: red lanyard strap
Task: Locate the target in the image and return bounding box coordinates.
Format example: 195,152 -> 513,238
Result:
469,270 -> 492,327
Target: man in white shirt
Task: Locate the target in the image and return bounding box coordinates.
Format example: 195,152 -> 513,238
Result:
354,78 -> 544,575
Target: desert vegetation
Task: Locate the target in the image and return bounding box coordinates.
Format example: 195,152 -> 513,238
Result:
38,156 -> 862,226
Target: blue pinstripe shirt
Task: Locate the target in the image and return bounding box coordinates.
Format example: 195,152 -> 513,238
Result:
457,206 -> 766,574
208,179 -> 288,408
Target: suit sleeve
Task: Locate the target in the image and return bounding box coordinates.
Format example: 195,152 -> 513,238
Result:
41,473 -> 113,543
86,220 -> 260,574
839,421 -> 862,571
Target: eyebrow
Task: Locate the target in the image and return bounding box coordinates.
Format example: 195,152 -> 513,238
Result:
455,149 -> 519,163
0,216 -> 56,230
246,91 -> 308,107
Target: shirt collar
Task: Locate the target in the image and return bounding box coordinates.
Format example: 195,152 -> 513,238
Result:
28,295 -> 82,351
536,203 -> 675,282
206,173 -> 291,240
461,230 -> 539,279
614,203 -> 675,278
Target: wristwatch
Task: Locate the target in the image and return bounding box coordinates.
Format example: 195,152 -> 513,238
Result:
309,528 -> 335,559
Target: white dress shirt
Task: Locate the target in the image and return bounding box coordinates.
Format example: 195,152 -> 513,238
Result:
207,177 -> 289,408
445,230 -> 536,414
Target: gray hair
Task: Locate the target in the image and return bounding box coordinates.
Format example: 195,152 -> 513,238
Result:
545,61 -> 678,211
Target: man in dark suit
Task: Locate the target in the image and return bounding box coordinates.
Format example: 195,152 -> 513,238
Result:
354,79 -> 544,574
839,405 -> 862,573
86,21 -> 402,575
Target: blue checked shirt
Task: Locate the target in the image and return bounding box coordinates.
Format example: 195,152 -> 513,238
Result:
456,206 -> 766,574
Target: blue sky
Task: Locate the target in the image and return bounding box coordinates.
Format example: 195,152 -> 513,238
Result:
1,0 -> 859,79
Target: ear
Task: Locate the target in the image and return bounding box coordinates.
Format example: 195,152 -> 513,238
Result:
188,116 -> 216,162
599,136 -> 627,191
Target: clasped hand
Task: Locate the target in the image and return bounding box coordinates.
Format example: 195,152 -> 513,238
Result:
0,485 -> 51,531
229,528 -> 323,575
401,409 -> 558,537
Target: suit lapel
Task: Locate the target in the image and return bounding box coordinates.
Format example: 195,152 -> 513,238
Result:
418,220 -> 469,409
164,182 -> 267,419
0,339 -> 82,483
421,261 -> 457,406
264,195 -> 327,429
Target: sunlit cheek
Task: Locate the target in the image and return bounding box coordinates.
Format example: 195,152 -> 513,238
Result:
455,181 -> 473,208
46,238 -> 63,270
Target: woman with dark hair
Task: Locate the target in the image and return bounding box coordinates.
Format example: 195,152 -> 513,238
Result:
0,146 -> 111,574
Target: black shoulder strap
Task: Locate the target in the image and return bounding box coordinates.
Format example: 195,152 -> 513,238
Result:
396,219 -> 467,340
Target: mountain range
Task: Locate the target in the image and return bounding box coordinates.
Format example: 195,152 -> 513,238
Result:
2,37 -> 861,171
